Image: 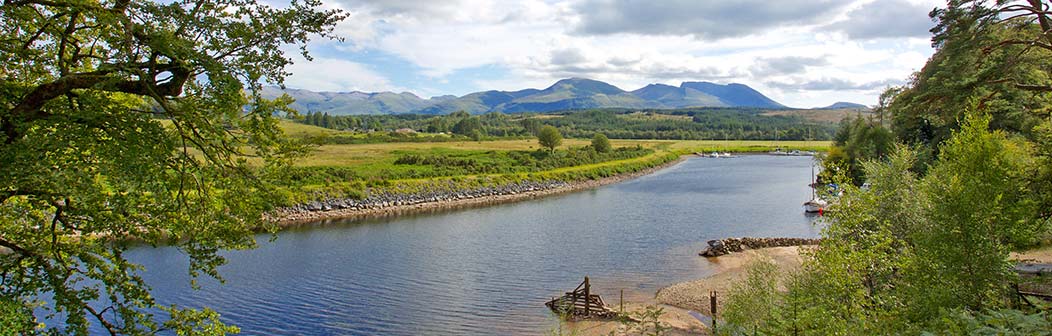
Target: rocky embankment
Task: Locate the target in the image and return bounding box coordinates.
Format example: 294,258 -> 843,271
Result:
699,237 -> 822,257
272,180 -> 568,222
271,155 -> 686,225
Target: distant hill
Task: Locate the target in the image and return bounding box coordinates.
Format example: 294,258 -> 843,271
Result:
259,87 -> 431,115
680,82 -> 785,109
262,78 -> 788,115
818,102 -> 868,110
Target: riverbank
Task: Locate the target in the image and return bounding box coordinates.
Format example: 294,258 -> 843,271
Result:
570,244 -> 1052,336
271,154 -> 687,225
657,246 -> 806,314
568,246 -> 807,335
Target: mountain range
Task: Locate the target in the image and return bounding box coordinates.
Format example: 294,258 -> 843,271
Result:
261,78 -> 791,115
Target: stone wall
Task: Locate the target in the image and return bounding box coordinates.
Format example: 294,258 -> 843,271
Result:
274,180 -> 568,219
699,237 -> 822,257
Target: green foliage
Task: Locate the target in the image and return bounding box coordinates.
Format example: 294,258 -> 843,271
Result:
453,116 -> 483,136
522,118 -> 543,135
723,114 -> 1044,334
386,146 -> 652,179
0,0 -> 343,333
722,259 -> 782,335
549,108 -> 833,141
891,0 -> 1052,210
161,306 -> 240,336
0,295 -> 37,335
296,107 -> 836,142
902,114 -> 1037,317
821,115 -> 895,185
538,125 -> 563,152
612,306 -> 670,336
280,149 -> 679,208
722,2 -> 1052,334
894,2 -> 1052,149
925,309 -> 1052,336
591,133 -> 612,153
271,145 -> 659,205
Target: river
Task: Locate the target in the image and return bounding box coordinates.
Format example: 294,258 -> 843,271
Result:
121,155 -> 821,335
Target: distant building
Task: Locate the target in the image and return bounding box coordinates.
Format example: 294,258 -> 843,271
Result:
395,128 -> 417,134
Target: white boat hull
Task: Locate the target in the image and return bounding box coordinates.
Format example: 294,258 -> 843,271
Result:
803,199 -> 827,213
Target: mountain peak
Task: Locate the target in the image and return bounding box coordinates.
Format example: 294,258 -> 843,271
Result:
680,81 -> 784,109
546,78 -> 625,95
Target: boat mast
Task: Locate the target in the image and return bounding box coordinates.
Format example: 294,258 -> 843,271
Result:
811,163 -> 816,199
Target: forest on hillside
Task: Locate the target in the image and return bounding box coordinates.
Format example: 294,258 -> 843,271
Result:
297,107 -> 839,142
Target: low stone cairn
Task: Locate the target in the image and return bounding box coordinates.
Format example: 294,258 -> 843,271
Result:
699,237 -> 822,257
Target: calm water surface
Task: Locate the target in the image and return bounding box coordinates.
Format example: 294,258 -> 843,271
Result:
125,155 -> 821,335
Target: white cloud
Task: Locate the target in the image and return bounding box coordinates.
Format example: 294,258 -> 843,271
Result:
280,0 -> 941,107
283,56 -> 403,93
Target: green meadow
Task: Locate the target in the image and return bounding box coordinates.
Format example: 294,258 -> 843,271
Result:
266,120 -> 830,204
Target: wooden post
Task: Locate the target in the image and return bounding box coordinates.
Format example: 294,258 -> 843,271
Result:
583,276 -> 591,316
710,290 -> 718,334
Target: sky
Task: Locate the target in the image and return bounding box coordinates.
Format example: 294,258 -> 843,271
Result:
279,0 -> 944,108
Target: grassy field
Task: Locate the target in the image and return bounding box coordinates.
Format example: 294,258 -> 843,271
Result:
299,139 -> 665,166
164,119 -> 830,169
282,121 -> 828,177
298,139 -> 828,166
278,119 -> 829,162
164,119 -> 832,204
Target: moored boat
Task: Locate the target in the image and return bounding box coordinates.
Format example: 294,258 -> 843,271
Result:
803,163 -> 827,213
803,198 -> 828,213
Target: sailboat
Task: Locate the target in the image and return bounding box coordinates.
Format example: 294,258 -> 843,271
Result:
803,164 -> 827,213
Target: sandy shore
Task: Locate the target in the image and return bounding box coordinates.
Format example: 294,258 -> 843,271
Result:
568,247 -> 806,336
273,156 -> 687,226
656,247 -> 805,314
1012,245 -> 1052,263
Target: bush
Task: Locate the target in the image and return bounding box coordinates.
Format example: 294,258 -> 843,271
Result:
591,133 -> 612,153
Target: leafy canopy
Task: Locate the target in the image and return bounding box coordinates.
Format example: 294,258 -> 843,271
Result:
723,114 -> 1045,334
720,0 -> 1052,333
537,125 -> 562,152
0,0 -> 344,334
591,133 -> 611,153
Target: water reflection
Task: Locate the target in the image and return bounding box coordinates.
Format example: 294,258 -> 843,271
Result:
122,155 -> 820,335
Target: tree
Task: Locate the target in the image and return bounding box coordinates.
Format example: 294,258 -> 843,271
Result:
891,0 -> 1052,217
537,125 -> 562,153
520,118 -> 542,135
449,110 -> 470,119
874,86 -> 903,127
452,116 -> 481,136
902,114 -> 1037,317
321,112 -> 333,128
591,133 -> 611,153
822,116 -> 895,185
722,115 -> 1044,334
0,0 -> 344,334
426,118 -> 448,133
